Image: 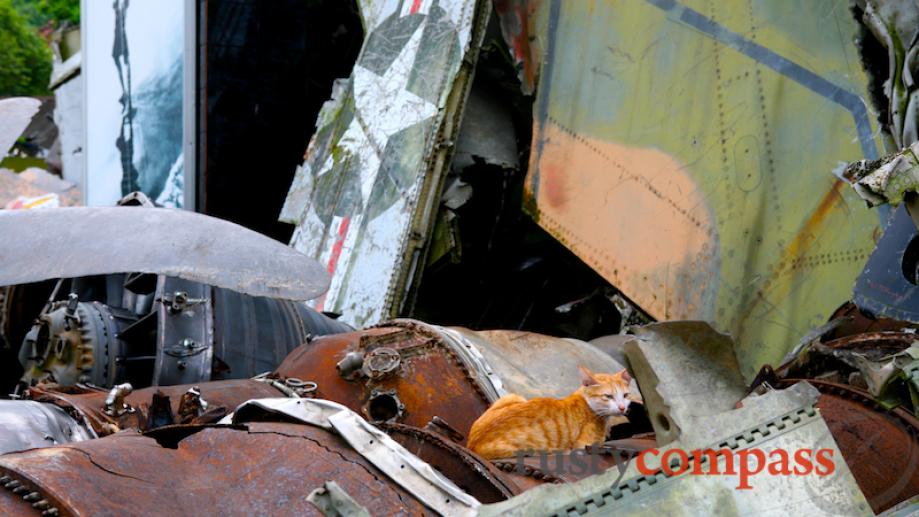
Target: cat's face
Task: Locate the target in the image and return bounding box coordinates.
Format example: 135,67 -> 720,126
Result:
579,366 -> 632,417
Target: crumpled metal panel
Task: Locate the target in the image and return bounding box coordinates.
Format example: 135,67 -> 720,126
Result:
858,0 -> 919,150
0,207 -> 330,300
280,0 -> 491,327
844,142 -> 919,207
0,422 -> 431,516
506,0 -> 884,380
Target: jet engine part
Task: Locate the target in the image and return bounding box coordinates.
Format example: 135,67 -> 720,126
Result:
15,273 -> 351,393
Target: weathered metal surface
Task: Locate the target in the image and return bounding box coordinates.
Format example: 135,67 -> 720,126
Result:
210,287 -> 353,380
229,398 -> 480,515
822,301 -> 918,342
154,277 -> 213,385
444,327 -> 631,400
280,0 -> 491,328
0,400 -> 94,454
274,323 -> 493,441
17,296 -> 130,388
854,205 -> 919,322
0,422 -> 430,516
478,386 -> 872,516
779,379 -> 919,513
25,379 -> 281,436
624,321 -> 747,445
880,497 -> 919,517
382,422 -> 520,503
493,0 -> 537,95
507,0 -> 884,380
308,481 -> 372,517
856,0 -> 919,151
845,142 -> 919,208
824,331 -> 918,353
0,207 -> 330,300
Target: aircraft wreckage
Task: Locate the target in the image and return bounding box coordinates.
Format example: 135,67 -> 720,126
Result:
5,0 -> 919,515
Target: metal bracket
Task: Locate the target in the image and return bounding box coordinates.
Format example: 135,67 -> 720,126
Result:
102,383 -> 134,417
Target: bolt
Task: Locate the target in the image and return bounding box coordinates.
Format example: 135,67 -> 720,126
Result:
32,500 -> 49,510
174,291 -> 188,305
181,338 -> 196,349
177,360 -> 187,370
23,492 -> 41,502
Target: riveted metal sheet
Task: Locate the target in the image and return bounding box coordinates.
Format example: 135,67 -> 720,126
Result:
508,0 -> 885,380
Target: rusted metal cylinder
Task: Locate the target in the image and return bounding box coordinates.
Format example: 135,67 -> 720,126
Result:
780,378 -> 919,513
24,379 -> 282,436
274,323 -> 494,443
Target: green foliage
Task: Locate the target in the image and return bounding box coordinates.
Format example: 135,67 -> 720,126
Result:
12,0 -> 79,27
0,0 -> 53,96
44,0 -> 80,25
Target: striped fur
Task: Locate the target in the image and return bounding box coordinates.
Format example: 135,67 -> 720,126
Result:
467,367 -> 631,460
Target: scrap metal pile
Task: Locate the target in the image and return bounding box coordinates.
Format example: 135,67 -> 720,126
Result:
6,0 -> 919,515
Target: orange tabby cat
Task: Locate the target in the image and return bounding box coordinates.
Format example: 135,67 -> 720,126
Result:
467,366 -> 632,460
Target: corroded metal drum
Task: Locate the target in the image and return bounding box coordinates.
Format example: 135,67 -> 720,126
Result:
274,321 -> 498,443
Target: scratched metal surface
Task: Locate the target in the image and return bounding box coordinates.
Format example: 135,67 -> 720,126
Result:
507,0 -> 885,379
280,0 -> 489,328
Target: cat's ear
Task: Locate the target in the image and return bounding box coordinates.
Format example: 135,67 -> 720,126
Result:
620,369 -> 632,383
579,365 -> 599,386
